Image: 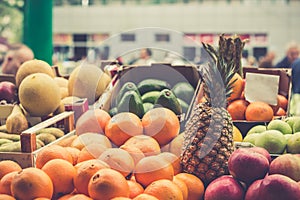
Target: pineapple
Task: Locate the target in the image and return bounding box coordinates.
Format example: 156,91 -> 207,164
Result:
180,34 -> 246,185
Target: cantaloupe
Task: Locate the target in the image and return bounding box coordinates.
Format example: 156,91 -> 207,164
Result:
68,64 -> 111,105
18,73 -> 61,117
16,59 -> 55,87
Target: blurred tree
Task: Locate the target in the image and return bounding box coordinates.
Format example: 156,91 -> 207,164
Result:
0,0 -> 24,43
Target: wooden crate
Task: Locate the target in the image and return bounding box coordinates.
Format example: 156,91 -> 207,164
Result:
0,111 -> 75,168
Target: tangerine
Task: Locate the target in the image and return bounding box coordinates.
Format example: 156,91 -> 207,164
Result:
144,179 -> 183,200
76,109 -> 111,135
134,155 -> 174,188
41,159 -> 76,198
0,171 -> 18,195
88,168 -> 130,200
0,160 -> 21,180
74,159 -> 110,195
142,107 -> 180,146
175,173 -> 205,200
228,73 -> 244,102
11,167 -> 53,200
245,101 -> 274,122
105,112 -> 143,146
76,143 -> 107,163
123,135 -> 161,156
99,148 -> 135,178
35,144 -> 73,169
133,194 -> 159,200
127,180 -> 144,198
227,99 -> 249,120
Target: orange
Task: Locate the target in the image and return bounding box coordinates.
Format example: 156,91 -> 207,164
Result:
35,144 -> 73,169
0,194 -> 16,200
99,148 -> 135,178
134,155 -> 174,188
65,147 -> 80,165
0,160 -> 22,180
227,99 -> 249,120
142,107 -> 180,147
33,198 -> 50,200
120,145 -> 145,165
168,133 -> 185,157
245,101 -> 274,122
111,198 -> 132,200
127,180 -> 144,198
76,109 -> 111,135
11,167 -> 53,200
276,107 -> 286,116
158,152 -> 182,175
57,135 -> 78,147
57,194 -> 74,200
123,135 -> 161,156
173,176 -> 189,200
74,159 -> 110,196
227,73 -> 244,102
66,194 -> 93,200
41,159 -> 76,198
71,132 -> 112,150
144,179 -> 183,200
0,171 -> 18,195
270,95 -> 281,114
77,143 -> 107,163
133,194 -> 159,200
278,94 -> 288,111
105,112 -> 143,147
88,168 -> 130,200
175,173 -> 205,200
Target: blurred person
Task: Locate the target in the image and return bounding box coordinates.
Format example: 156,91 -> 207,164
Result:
275,42 -> 299,68
1,43 -> 34,75
258,51 -> 276,68
291,58 -> 300,94
133,48 -> 156,65
245,56 -> 258,67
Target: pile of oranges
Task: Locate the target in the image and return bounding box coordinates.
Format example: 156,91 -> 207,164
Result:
0,107 -> 205,200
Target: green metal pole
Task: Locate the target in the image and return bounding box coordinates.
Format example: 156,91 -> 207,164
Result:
23,0 -> 53,65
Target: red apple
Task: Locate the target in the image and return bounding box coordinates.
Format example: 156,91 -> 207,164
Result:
228,148 -> 269,185
259,174 -> 300,200
269,154 -> 300,182
249,147 -> 272,163
204,175 -> 245,200
0,81 -> 17,103
245,179 -> 263,200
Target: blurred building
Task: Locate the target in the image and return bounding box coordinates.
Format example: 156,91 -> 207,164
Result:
52,0 -> 300,65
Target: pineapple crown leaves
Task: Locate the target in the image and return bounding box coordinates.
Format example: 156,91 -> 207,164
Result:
201,42 -> 238,106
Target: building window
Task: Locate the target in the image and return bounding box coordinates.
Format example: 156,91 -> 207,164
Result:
121,34 -> 135,42
183,47 -> 196,61
155,33 -> 170,42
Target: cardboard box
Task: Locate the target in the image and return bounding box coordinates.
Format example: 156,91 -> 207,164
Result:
96,63 -> 201,129
0,111 -> 75,168
234,67 -> 292,136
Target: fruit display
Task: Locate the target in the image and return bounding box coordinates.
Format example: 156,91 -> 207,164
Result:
1,35 -> 300,199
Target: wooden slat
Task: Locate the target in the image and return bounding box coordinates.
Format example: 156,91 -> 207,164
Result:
20,111 -> 74,153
